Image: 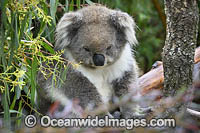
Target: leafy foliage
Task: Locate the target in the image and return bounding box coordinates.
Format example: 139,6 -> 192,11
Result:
0,0 -> 68,128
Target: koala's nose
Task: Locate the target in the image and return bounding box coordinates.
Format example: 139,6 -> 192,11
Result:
93,54 -> 105,66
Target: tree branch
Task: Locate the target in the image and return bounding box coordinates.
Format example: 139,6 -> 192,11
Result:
135,46 -> 200,95
151,0 -> 166,29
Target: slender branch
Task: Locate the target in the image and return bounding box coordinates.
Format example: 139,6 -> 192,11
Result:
151,0 -> 166,29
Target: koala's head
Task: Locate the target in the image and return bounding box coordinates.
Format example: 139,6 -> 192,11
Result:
55,6 -> 137,68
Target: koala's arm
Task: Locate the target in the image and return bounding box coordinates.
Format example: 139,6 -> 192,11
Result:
112,72 -> 133,97
112,66 -> 139,98
111,53 -> 139,97
37,62 -> 102,115
111,62 -> 139,118
61,66 -> 102,109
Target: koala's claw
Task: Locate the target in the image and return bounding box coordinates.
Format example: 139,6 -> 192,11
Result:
112,111 -> 121,119
109,107 -> 122,118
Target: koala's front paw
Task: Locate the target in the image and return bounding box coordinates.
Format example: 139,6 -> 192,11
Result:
109,107 -> 121,118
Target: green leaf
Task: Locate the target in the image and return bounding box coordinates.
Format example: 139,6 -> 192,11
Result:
10,94 -> 16,110
77,0 -> 81,9
30,56 -> 38,106
27,12 -> 32,36
16,100 -> 23,127
2,91 -> 11,127
85,0 -> 94,5
50,0 -> 58,25
69,0 -> 74,11
40,40 -> 55,54
60,66 -> 68,82
19,12 -> 29,40
0,109 -> 25,116
65,0 -> 69,12
0,0 -> 9,26
38,21 -> 47,36
58,65 -> 68,88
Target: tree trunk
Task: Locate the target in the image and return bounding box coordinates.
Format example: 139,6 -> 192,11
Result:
163,0 -> 199,97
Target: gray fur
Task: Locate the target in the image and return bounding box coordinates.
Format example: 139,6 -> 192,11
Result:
37,5 -> 139,118
37,64 -> 101,106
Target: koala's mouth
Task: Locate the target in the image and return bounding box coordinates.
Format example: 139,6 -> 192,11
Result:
83,64 -> 107,69
82,61 -> 115,69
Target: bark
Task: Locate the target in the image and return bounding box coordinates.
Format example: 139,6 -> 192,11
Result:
162,0 -> 199,97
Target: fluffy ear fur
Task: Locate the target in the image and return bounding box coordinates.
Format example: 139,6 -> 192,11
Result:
110,10 -> 138,46
55,12 -> 83,51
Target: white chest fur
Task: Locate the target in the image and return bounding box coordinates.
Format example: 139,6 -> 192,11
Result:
77,44 -> 134,103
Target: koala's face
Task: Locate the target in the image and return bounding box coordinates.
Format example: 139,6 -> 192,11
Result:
55,6 -> 137,68
68,23 -> 126,68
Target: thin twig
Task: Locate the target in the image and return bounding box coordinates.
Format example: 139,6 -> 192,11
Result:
187,108 -> 200,118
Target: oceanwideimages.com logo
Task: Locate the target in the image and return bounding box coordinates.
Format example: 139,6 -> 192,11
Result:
24,115 -> 176,129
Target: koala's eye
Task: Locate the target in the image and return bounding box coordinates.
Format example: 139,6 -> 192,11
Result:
106,46 -> 112,50
83,47 -> 90,52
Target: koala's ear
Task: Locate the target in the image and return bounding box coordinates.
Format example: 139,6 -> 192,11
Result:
55,12 -> 83,51
110,11 -> 138,46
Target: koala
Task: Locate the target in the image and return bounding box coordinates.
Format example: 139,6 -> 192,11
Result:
37,5 -> 139,118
